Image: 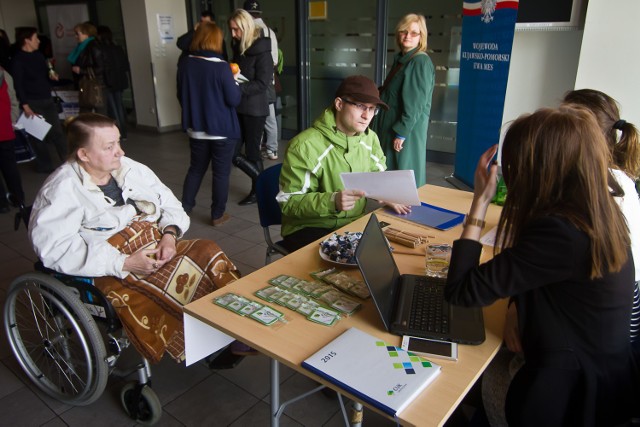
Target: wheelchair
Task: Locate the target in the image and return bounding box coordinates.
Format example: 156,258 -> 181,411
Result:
3,201 -> 162,425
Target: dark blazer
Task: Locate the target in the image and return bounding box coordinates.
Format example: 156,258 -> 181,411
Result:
231,37 -> 272,117
177,50 -> 241,139
446,216 -> 639,426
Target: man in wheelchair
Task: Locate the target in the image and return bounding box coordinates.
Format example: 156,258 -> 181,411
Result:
28,113 -> 240,364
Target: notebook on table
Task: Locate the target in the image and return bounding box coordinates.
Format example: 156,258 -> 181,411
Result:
385,202 -> 465,230
302,327 -> 441,417
355,213 -> 485,345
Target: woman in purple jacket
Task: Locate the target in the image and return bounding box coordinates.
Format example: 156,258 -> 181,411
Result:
177,22 -> 241,226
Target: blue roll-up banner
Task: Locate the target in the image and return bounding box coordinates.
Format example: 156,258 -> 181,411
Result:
454,0 -> 519,188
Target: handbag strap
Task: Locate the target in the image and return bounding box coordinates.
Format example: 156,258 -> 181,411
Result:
379,50 -> 424,94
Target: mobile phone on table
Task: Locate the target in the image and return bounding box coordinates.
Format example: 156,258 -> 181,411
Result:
401,335 -> 458,361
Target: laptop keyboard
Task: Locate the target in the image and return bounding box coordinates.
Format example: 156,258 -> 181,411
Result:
409,278 -> 449,334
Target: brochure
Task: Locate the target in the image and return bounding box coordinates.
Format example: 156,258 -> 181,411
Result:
302,327 -> 441,417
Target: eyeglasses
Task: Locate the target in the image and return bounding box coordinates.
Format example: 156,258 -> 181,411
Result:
399,30 -> 421,38
340,98 -> 380,116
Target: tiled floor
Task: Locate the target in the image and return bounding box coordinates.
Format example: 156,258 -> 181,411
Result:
0,128 -> 460,426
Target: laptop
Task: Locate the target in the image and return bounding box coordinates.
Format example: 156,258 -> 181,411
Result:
355,213 -> 485,345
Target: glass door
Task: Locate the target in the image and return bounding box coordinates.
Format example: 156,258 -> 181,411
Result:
307,0 -> 378,123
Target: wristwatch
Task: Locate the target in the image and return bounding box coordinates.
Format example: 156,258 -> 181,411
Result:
162,227 -> 179,241
463,214 -> 486,229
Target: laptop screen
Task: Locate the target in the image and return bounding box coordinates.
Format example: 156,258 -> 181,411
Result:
355,214 -> 402,331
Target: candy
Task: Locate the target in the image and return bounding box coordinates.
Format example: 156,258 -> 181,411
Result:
319,232 -> 362,264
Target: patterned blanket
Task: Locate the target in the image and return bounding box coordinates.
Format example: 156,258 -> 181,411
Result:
94,221 -> 240,363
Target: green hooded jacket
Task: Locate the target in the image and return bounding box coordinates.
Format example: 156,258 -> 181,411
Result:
277,108 -> 387,237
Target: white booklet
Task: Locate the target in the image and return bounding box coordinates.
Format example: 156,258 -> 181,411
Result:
302,327 -> 441,417
340,170 -> 421,206
16,112 -> 52,141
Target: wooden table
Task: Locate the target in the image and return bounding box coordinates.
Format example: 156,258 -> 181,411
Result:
184,185 -> 506,426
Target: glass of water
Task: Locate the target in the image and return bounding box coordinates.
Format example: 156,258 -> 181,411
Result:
425,243 -> 452,278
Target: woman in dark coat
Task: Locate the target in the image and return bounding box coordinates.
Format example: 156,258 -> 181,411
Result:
70,22 -> 107,115
228,8 -> 272,205
446,106 -> 639,426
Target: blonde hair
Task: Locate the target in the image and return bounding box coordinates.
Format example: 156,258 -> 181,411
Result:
228,9 -> 261,55
74,22 -> 97,38
190,21 -> 223,53
498,105 -> 629,279
395,13 -> 428,53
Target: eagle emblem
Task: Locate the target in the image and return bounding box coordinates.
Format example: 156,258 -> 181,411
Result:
481,0 -> 497,23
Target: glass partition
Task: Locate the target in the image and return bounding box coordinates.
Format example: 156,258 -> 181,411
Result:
308,0 -> 377,122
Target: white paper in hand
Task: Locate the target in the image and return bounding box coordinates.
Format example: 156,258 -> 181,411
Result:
340,170 -> 421,206
17,113 -> 52,141
235,73 -> 249,83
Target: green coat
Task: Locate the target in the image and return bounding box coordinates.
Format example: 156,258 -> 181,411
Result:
277,108 -> 386,237
372,48 -> 435,187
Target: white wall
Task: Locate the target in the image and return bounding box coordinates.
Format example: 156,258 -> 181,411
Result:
0,0 -> 37,43
121,0 -> 186,131
502,30 -> 583,128
575,0 -> 640,126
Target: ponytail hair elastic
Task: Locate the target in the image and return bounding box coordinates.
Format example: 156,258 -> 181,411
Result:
613,119 -> 626,130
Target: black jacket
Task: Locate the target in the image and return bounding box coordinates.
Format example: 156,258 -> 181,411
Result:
76,39 -> 106,86
446,216 -> 639,426
232,37 -> 272,117
101,43 -> 129,91
9,50 -> 52,104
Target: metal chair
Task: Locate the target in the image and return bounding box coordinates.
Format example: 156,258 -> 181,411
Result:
255,163 -> 289,264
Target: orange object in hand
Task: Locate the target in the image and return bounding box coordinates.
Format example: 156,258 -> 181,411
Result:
230,63 -> 240,74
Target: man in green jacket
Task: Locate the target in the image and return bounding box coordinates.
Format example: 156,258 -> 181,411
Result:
277,75 -> 411,252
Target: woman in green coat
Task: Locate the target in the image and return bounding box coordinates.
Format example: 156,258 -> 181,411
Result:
372,13 -> 435,187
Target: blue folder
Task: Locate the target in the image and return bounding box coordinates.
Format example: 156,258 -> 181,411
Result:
386,202 -> 465,230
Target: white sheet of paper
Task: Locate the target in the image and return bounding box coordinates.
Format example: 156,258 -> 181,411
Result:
480,226 -> 498,247
16,113 -> 52,141
340,170 -> 421,206
183,313 -> 234,366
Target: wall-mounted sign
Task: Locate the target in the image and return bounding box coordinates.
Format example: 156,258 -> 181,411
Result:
309,1 -> 328,20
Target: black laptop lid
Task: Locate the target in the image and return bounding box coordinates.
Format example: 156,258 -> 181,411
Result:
355,214 -> 402,331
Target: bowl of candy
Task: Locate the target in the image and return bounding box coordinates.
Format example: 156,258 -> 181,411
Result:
319,232 -> 362,267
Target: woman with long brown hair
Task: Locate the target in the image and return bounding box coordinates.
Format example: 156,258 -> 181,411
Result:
446,105 -> 638,425
562,89 -> 640,341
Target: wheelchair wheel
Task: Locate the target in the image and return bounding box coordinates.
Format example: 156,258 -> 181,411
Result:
120,382 -> 162,425
3,272 -> 109,405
